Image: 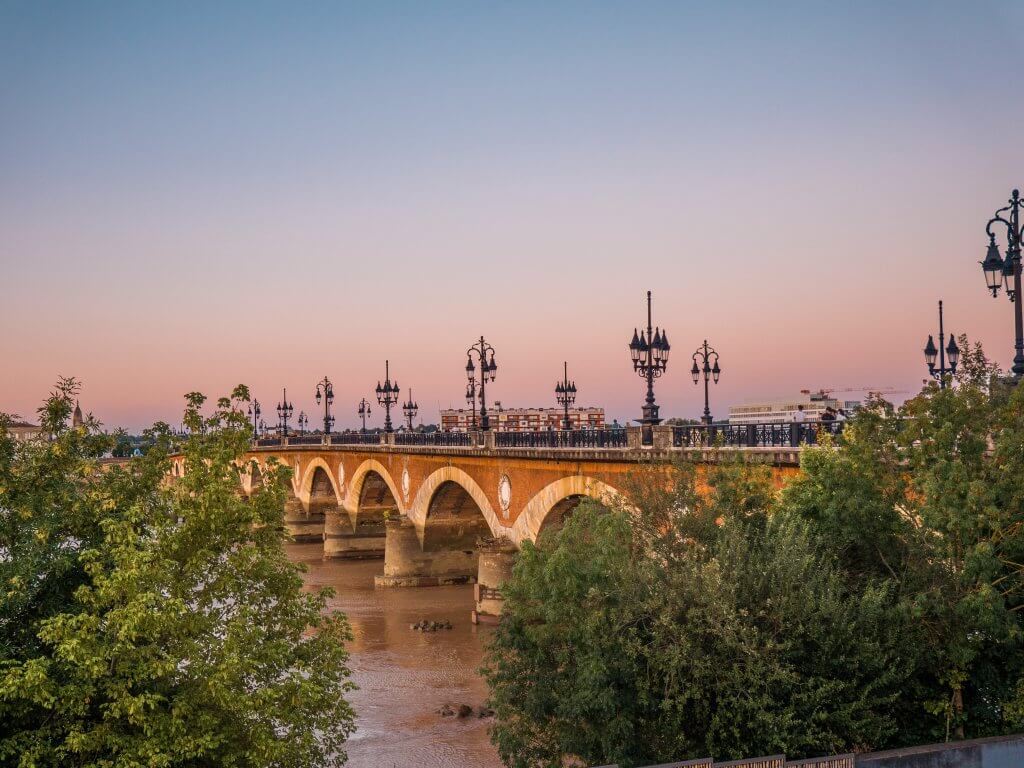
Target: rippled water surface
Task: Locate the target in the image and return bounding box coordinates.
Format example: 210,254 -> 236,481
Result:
287,542 -> 503,768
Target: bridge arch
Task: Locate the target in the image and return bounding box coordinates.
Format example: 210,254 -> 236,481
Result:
299,458 -> 342,504
347,459 -> 403,517
409,466 -> 500,537
242,460 -> 264,496
511,475 -> 621,545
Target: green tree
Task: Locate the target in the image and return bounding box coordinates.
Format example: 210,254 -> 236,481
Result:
484,347 -> 1024,765
483,460 -> 910,767
783,343 -> 1024,743
110,433 -> 135,458
0,379 -> 356,767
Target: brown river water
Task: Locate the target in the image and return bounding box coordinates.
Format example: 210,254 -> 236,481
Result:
287,542 -> 504,768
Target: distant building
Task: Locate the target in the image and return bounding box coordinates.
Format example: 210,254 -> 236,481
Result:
440,406 -> 605,432
4,399 -> 86,442
728,390 -> 860,424
6,420 -> 44,442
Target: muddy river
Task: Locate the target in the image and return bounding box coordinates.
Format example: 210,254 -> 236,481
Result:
288,542 -> 504,768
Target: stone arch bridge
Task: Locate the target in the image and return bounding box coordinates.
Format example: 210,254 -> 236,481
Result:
178,424 -> 816,621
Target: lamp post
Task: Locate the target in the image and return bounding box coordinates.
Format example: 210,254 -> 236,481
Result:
924,300 -> 960,389
466,337 -> 497,431
465,369 -> 478,430
276,388 -> 293,437
690,340 -> 721,425
297,411 -> 308,435
357,398 -> 372,433
554,361 -> 577,431
247,399 -> 261,439
402,388 -> 418,430
315,376 -> 335,435
981,189 -> 1024,381
375,360 -> 400,433
628,291 -> 670,445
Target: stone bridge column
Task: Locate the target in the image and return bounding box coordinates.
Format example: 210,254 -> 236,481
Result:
283,494 -> 324,543
473,538 -> 517,624
375,516 -> 479,588
324,507 -> 387,559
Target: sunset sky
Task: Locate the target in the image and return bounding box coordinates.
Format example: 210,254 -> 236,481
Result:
3,2 -> 1024,432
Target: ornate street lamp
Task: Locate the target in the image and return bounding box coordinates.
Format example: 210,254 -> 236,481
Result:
357,398 -> 372,433
247,399 -> 261,439
375,360 -> 400,433
276,388 -> 293,437
554,361 -> 577,431
628,290 -> 670,445
465,367 -> 478,430
924,300 -> 960,389
402,388 -> 418,430
690,340 -> 721,425
315,376 -> 335,434
297,411 -> 308,435
466,337 -> 497,431
981,189 -> 1024,380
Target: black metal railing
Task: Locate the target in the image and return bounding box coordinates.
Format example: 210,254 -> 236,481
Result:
494,428 -> 629,449
287,435 -> 324,446
395,431 -> 475,447
253,423 -> 844,452
672,421 -> 845,448
330,432 -> 382,446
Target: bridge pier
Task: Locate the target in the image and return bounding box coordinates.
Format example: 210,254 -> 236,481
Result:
472,538 -> 517,624
323,507 -> 386,560
374,516 -> 479,587
283,495 -> 325,543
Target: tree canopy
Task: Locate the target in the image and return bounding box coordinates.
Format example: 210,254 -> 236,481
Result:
0,379 -> 355,768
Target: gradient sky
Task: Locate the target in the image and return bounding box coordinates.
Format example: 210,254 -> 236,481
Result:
3,1 -> 1024,432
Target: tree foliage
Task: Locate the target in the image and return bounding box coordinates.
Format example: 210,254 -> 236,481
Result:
484,347 -> 1024,766
483,461 -> 910,766
0,378 -> 355,767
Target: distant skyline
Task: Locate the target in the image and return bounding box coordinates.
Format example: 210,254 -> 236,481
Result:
3,2 -> 1024,432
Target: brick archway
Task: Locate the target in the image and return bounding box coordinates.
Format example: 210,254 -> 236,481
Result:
510,475 -> 620,545
409,465 -> 500,537
298,457 -> 342,505
346,459 -> 403,517
241,459 -> 265,496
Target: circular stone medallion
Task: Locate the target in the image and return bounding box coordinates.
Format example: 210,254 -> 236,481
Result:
498,475 -> 512,517
402,468 -> 411,502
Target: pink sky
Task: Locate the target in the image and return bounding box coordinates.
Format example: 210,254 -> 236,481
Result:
2,3 -> 1021,431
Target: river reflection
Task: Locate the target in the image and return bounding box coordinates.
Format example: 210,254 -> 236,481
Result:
287,542 -> 503,768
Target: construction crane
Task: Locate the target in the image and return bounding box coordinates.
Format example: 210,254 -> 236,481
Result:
800,386 -> 909,399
